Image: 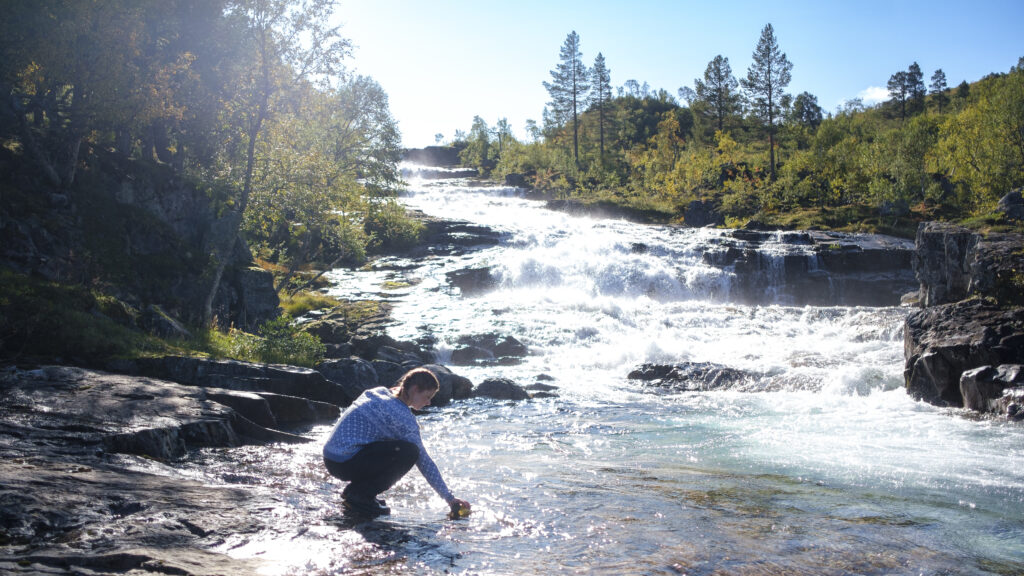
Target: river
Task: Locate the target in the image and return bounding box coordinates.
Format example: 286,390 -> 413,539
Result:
182,172 -> 1024,575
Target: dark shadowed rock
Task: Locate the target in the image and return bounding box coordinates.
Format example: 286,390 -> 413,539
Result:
904,300 -> 1024,406
402,146 -> 461,167
371,360 -> 406,387
997,189 -> 1024,221
450,345 -> 493,365
472,378 -> 530,401
684,200 -> 724,227
446,267 -> 498,296
452,333 -> 528,365
317,357 -> 379,399
0,366 -> 308,461
118,356 -> 356,407
628,362 -> 753,392
960,365 -> 1024,412
419,364 -> 473,406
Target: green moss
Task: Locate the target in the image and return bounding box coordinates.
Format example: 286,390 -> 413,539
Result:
381,281 -> 411,290
280,291 -> 341,317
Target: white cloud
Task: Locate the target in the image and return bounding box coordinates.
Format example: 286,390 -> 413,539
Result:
858,86 -> 891,104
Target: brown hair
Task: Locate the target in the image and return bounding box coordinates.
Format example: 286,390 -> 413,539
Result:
397,367 -> 440,394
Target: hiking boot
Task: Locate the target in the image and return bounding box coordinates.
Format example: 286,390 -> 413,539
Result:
343,492 -> 390,517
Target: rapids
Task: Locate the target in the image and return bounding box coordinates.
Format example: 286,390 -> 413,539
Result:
182,174 -> 1024,575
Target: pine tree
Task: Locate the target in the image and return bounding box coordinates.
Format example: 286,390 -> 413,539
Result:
695,55 -> 742,132
590,52 -> 612,165
930,68 -> 948,113
888,70 -> 910,120
907,62 -> 926,114
742,23 -> 792,180
543,31 -> 590,167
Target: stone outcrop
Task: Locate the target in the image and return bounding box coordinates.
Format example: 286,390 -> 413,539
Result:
118,356 -> 358,407
703,229 -> 917,306
683,200 -> 725,228
0,366 -> 315,460
0,150 -> 278,332
628,362 -> 754,392
904,222 -> 1024,416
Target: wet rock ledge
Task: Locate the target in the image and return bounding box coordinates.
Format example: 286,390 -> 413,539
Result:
0,365 -> 296,574
904,221 -> 1024,418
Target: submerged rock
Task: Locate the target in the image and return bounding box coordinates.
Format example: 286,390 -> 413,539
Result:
628,362 -> 753,392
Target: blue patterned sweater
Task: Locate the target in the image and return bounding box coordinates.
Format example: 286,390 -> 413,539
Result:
323,386 -> 454,503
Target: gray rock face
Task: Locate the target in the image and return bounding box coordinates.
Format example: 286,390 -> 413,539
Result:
904,222 -> 1024,413
123,356 -> 357,406
904,300 -> 1024,406
0,364 -> 350,574
912,222 -> 981,306
703,229 -> 917,306
960,365 -> 1024,413
0,366 -> 311,460
450,333 -> 529,366
0,457 -> 270,575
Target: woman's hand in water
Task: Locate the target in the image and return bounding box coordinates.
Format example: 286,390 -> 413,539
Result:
449,498 -> 472,517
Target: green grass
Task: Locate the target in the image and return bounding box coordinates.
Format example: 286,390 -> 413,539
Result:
280,291 -> 342,317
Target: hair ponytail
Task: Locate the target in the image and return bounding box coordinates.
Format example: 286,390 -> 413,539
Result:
397,367 -> 440,394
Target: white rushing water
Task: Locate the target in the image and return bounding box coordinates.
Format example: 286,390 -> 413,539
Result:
190,174 -> 1024,575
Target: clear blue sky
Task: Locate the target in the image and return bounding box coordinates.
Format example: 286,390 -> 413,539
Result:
336,0 -> 1023,148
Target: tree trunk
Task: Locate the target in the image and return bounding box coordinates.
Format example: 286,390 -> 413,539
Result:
201,109 -> 264,327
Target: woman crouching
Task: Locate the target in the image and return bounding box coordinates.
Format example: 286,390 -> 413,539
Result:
323,367 -> 471,517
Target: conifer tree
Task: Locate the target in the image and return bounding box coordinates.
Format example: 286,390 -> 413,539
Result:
543,31 -> 590,167
907,62 -> 926,114
930,68 -> 948,113
888,70 -> 910,120
590,52 -> 612,165
694,55 -> 742,132
742,23 -> 792,180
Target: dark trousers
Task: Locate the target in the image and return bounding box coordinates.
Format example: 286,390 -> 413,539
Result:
324,440 -> 419,498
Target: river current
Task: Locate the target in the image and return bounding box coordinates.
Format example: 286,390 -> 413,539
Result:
183,172 -> 1023,575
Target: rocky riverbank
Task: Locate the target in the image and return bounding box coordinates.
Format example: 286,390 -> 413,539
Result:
903,221 -> 1024,418
0,272 -> 545,576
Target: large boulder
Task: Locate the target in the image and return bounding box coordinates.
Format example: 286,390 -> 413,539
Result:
997,189 -> 1024,221
960,365 -> 1024,413
912,222 -> 1024,308
472,377 -> 530,401
419,364 -> 473,406
904,300 -> 1024,406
